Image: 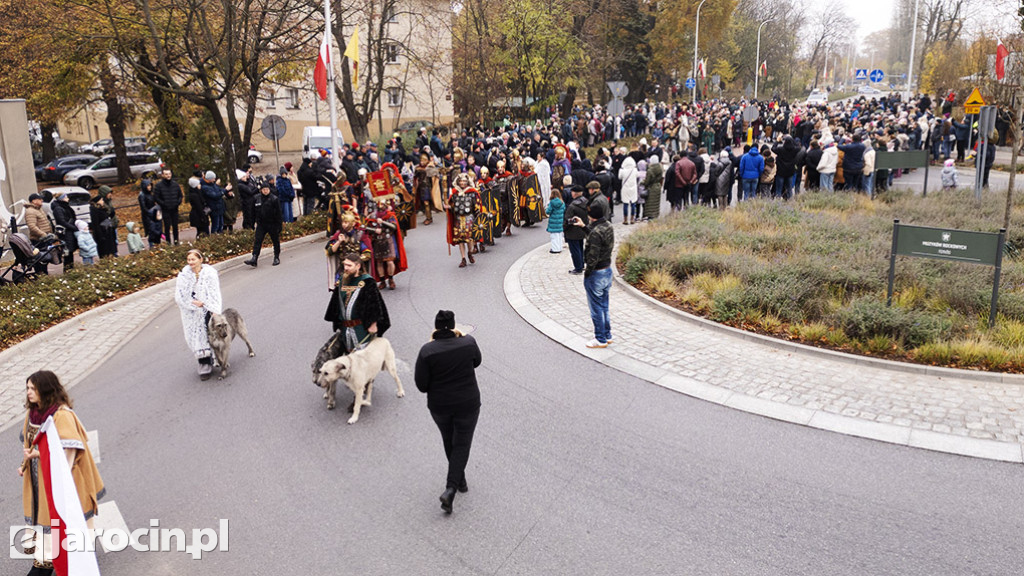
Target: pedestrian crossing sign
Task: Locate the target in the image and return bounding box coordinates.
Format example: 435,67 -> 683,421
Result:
854,69 -> 868,81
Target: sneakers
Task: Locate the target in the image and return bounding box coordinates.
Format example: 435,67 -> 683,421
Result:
585,339 -> 608,349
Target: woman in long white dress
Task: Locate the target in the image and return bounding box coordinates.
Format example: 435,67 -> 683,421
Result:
174,249 -> 223,380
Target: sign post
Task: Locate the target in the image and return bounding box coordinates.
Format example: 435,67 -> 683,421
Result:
260,114 -> 287,171
888,220 -> 1006,327
963,87 -> 986,115
974,105 -> 997,199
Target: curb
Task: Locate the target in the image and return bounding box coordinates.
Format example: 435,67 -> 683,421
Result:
504,241 -> 1024,464
0,232 -> 324,434
612,275 -> 1024,386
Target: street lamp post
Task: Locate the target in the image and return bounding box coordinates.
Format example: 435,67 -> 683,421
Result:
754,18 -> 772,100
906,0 -> 921,99
692,0 -> 708,103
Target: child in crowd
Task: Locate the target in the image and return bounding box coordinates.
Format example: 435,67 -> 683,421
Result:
125,221 -> 145,254
545,189 -> 565,254
941,158 -> 958,189
75,220 -> 98,265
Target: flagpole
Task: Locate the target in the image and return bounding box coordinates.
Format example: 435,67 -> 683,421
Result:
324,0 -> 340,170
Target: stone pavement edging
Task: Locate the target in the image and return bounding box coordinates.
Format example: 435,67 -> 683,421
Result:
612,276 -> 1024,385
0,232 -> 324,434
504,239 -> 1024,464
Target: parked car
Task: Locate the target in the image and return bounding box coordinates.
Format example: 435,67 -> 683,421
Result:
125,137 -> 148,153
858,85 -> 882,95
80,139 -> 113,155
39,186 -> 93,224
806,90 -> 829,106
35,154 -> 99,182
62,152 -> 163,189
396,120 -> 434,132
247,145 -> 263,164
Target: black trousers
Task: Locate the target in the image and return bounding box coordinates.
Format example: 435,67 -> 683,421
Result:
162,209 -> 180,244
252,225 -> 281,260
567,238 -> 584,272
430,407 -> 480,489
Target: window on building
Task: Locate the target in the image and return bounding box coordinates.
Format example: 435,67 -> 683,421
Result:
266,90 -> 276,108
386,43 -> 400,64
387,87 -> 402,107
286,88 -> 300,109
383,3 -> 398,22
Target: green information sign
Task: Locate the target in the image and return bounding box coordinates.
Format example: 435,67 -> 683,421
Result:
894,223 -> 1002,266
888,220 -> 1006,327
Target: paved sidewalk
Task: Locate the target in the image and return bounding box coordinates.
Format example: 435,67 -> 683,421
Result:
505,225 -> 1024,463
0,233 -> 322,433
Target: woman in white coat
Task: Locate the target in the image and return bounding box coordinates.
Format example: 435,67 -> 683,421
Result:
618,153 -> 640,225
174,248 -> 223,380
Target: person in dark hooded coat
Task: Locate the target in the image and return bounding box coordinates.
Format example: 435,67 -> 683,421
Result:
771,135 -> 800,200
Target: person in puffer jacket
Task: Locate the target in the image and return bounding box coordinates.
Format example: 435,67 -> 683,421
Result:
941,158 -> 959,189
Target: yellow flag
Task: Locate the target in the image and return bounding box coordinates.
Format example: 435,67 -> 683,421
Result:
343,27 -> 359,91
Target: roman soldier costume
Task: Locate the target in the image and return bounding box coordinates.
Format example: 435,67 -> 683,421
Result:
446,172 -> 482,268
364,200 -> 408,290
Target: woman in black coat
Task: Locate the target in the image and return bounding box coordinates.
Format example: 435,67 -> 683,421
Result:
187,174 -> 210,237
89,185 -> 118,258
50,191 -> 78,271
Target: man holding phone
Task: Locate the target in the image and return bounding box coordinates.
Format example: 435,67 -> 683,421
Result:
570,202 -> 614,348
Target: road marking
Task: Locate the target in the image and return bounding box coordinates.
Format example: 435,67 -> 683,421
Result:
93,501 -> 129,553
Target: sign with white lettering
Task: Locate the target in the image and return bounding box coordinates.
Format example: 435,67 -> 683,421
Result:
894,223 -> 1001,265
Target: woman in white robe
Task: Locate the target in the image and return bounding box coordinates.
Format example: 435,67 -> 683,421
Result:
174,249 -> 223,380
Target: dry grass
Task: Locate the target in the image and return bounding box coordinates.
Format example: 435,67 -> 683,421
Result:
620,188 -> 1024,372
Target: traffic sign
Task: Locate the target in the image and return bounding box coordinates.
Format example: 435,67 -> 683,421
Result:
685,77 -> 696,90
260,114 -> 287,141
869,69 -> 885,83
854,69 -> 868,81
741,106 -> 760,123
963,87 -> 986,115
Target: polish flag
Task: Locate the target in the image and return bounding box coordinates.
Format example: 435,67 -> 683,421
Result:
697,58 -> 706,79
314,32 -> 331,101
996,38 -> 1009,82
34,416 -> 101,576
760,60 -> 768,77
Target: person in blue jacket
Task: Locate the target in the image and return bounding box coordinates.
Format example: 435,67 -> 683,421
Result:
276,168 -> 296,223
201,171 -> 233,234
737,145 -> 763,201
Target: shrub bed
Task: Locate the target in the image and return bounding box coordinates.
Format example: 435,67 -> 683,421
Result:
0,212 -> 328,350
619,189 -> 1024,372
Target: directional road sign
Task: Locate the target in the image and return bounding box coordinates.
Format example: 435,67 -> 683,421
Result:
869,69 -> 885,83
854,69 -> 868,81
685,77 -> 696,90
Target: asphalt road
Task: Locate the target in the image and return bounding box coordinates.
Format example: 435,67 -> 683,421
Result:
1,209 -> 1022,575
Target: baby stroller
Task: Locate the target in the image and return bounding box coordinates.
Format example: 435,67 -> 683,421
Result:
0,232 -> 62,285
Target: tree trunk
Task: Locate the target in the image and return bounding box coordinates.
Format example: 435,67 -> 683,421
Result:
1005,90 -> 1022,230
559,85 -> 577,119
40,123 -> 56,163
98,67 -> 131,185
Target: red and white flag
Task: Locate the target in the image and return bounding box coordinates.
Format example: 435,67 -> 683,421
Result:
760,60 -> 768,77
697,58 -> 706,79
34,416 -> 101,576
996,38 -> 1009,82
314,32 -> 331,101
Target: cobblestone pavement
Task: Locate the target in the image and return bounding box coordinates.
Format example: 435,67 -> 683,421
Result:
506,224 -> 1024,463
0,234 -> 320,433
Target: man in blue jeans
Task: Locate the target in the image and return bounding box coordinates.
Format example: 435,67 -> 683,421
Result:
570,202 -> 615,348
737,144 -> 763,201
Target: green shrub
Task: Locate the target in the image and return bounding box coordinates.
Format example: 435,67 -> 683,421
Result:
624,256 -> 657,284
742,268 -> 829,323
0,212 -> 328,349
710,286 -> 748,323
837,297 -> 951,348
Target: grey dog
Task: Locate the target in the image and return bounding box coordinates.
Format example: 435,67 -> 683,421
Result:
207,309 -> 255,379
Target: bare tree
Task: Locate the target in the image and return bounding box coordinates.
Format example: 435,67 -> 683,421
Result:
805,1 -> 855,88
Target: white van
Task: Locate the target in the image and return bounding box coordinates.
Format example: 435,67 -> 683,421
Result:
303,126 -> 345,159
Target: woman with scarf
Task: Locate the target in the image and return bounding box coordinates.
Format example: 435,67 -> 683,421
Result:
174,249 -> 223,380
19,370 -> 104,576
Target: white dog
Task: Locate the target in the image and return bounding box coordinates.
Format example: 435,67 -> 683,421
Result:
315,337 -> 405,424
